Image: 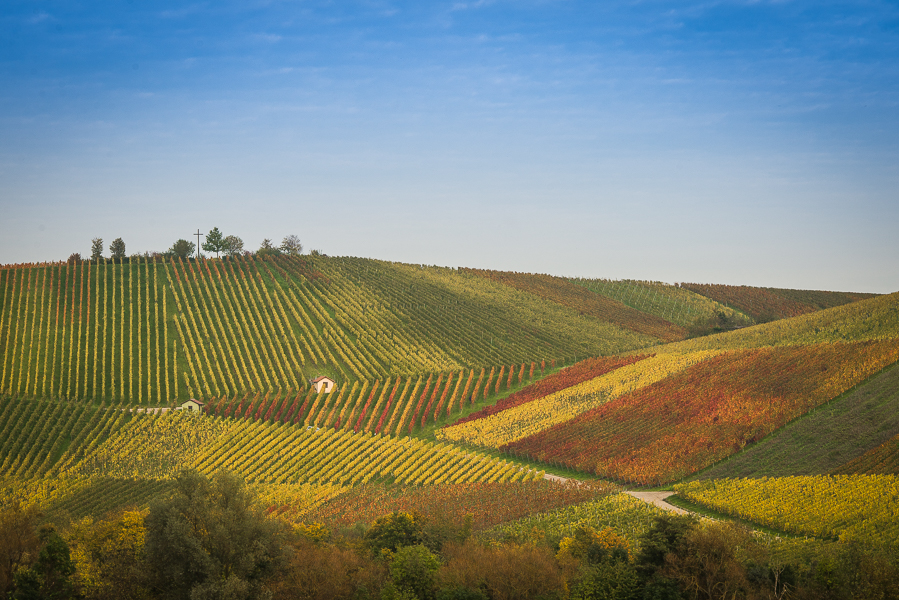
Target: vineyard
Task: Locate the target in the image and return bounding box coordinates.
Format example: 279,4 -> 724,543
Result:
0,261 -> 172,404
330,259 -> 659,360
0,405 -> 542,520
297,480 -> 616,530
0,257 -> 662,406
502,340 -> 899,484
486,492 -> 666,545
464,269 -> 686,342
679,283 -> 877,323
832,433 -> 899,475
15,476 -> 177,520
3,474 -> 348,522
654,290 -> 899,355
180,361 -> 553,437
52,409 -> 541,486
450,355 -> 648,427
438,351 -> 721,448
569,278 -> 752,329
0,396 -> 123,480
1,253 -> 898,573
674,475 -> 899,546
692,361 -> 899,480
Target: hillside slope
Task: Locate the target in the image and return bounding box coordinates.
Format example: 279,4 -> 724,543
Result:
569,278 -> 752,330
2,255 -> 892,508
501,340 -> 899,485
651,291 -> 899,355
833,431 -> 899,475
442,292 -> 899,483
689,362 -> 899,480
0,257 -> 658,404
464,269 -> 686,342
680,283 -> 877,323
0,401 -> 539,518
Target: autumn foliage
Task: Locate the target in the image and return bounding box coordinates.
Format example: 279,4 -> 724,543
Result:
675,475 -> 899,545
298,480 -> 616,531
504,340 -> 899,484
451,355 -> 649,427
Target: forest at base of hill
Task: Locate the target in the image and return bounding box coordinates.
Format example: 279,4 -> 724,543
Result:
4,469 -> 899,600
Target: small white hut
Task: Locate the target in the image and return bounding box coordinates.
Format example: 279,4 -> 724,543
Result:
178,399 -> 205,413
310,376 -> 337,393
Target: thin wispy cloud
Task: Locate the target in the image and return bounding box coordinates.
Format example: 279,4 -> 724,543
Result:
254,33 -> 283,43
27,11 -> 52,24
452,0 -> 496,11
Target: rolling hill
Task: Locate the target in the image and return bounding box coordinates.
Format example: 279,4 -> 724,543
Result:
1,254 -> 897,565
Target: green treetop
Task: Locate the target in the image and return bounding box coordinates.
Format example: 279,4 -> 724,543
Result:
90,238 -> 104,261
109,238 -> 126,260
168,239 -> 196,260
202,227 -> 225,258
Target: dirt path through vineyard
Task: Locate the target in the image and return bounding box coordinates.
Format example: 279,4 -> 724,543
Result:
624,491 -> 690,515
542,473 -> 690,515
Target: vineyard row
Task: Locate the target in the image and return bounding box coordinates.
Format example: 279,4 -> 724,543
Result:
0,258 -> 601,403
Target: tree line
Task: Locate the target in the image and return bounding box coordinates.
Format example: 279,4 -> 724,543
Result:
65,231 -> 305,264
2,470 -> 898,600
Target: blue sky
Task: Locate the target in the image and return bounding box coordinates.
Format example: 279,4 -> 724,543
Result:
2,1 -> 897,292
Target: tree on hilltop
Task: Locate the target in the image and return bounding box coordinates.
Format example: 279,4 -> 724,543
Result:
202,227 -> 225,258
90,238 -> 104,261
280,235 -> 303,256
109,238 -> 126,260
222,235 -> 244,257
168,239 -> 196,260
257,238 -> 281,258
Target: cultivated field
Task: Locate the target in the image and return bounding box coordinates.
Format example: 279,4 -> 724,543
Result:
1,255 -> 897,599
